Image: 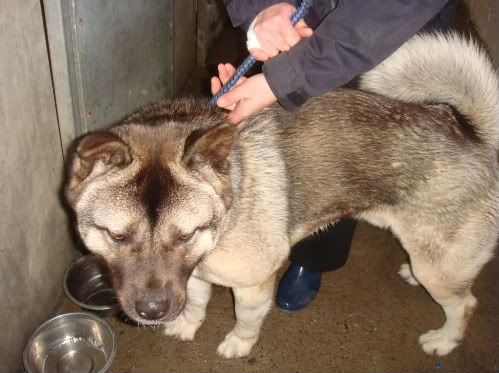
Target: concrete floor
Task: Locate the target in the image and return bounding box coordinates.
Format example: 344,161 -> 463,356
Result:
58,12 -> 498,373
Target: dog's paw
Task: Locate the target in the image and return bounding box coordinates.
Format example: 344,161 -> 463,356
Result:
216,330 -> 257,358
163,314 -> 202,341
398,263 -> 419,286
419,329 -> 459,356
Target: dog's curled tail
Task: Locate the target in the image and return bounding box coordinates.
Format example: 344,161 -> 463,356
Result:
359,32 -> 499,148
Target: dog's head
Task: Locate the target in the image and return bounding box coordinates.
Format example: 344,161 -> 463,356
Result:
65,99 -> 235,324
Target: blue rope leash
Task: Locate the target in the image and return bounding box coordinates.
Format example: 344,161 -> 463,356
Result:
210,0 -> 313,105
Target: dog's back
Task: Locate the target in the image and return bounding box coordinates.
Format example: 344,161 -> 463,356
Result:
236,33 -> 499,249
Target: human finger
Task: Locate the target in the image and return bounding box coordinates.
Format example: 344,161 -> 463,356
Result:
282,26 -> 301,48
249,48 -> 270,61
266,30 -> 291,52
255,37 -> 281,59
218,63 -> 232,85
227,107 -> 245,124
227,74 -> 277,124
295,20 -> 313,38
212,73 -> 238,111
224,63 -> 236,77
216,84 -> 244,109
210,76 -> 222,96
223,63 -> 247,87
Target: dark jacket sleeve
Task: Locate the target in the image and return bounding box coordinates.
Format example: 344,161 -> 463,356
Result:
224,0 -> 295,31
262,0 -> 450,110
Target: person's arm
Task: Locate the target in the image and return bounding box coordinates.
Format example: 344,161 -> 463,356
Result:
224,0 -> 295,31
263,0 -> 450,110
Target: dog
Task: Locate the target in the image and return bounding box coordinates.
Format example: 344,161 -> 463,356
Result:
65,32 -> 498,359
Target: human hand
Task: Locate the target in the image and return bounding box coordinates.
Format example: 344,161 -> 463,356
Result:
249,2 -> 313,61
210,63 -> 247,111
211,63 -> 277,124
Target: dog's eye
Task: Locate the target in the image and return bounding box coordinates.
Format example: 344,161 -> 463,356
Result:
109,232 -> 128,242
178,234 -> 191,241
177,231 -> 195,243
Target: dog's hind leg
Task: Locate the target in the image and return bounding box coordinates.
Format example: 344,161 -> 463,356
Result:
217,274 -> 276,358
164,275 -> 212,341
408,254 -> 479,356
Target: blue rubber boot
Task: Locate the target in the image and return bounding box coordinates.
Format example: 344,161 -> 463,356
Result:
276,264 -> 321,312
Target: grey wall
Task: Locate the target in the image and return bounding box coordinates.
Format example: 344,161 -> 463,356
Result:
0,0 -> 75,371
44,0 -> 198,156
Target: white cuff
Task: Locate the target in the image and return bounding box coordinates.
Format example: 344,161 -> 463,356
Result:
246,17 -> 261,51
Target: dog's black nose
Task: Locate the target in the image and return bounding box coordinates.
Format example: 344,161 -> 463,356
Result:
135,300 -> 169,320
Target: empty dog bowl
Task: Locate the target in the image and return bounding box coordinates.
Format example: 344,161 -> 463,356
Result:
63,255 -> 120,316
23,312 -> 117,373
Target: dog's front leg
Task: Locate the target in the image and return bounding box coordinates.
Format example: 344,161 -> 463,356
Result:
217,274 -> 276,358
164,275 -> 212,341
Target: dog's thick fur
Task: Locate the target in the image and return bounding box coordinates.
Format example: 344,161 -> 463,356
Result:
65,33 -> 499,358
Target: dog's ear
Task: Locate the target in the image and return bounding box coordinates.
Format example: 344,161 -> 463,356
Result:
75,131 -> 132,178
65,131 -> 132,204
182,122 -> 235,175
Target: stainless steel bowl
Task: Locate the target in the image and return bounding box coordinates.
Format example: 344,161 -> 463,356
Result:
23,312 -> 117,373
63,255 -> 120,316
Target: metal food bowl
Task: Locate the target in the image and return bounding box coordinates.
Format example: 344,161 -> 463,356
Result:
23,312 -> 117,373
63,255 -> 120,316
